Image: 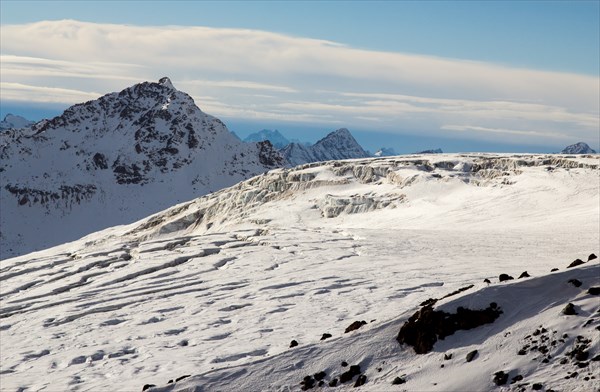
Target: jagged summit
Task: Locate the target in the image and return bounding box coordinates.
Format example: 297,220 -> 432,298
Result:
281,128 -> 370,166
244,129 -> 290,149
158,76 -> 174,89
0,78 -> 283,258
561,142 -> 596,154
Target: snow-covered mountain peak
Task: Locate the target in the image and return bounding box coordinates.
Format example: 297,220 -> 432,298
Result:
281,128 -> 370,166
561,142 -> 596,154
0,78 -> 283,258
0,114 -> 34,131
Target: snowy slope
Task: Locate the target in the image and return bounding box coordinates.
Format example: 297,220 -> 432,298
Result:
0,77 -> 282,258
0,154 -> 598,392
0,114 -> 35,131
281,128 -> 370,166
561,142 -> 596,154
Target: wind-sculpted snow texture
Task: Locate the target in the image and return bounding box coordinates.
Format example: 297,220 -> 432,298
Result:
0,77 -> 282,258
0,154 -> 598,391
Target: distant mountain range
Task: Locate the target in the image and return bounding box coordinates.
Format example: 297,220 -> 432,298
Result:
0,114 -> 34,131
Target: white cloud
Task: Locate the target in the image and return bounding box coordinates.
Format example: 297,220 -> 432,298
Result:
0,20 -> 598,147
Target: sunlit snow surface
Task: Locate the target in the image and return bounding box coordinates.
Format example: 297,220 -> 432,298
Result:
1,154 -> 598,391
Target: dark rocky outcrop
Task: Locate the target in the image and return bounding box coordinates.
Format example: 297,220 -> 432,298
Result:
289,340 -> 298,348
392,376 -> 406,385
339,365 -> 361,383
493,371 -> 508,385
397,303 -> 502,354
142,384 -> 156,391
588,253 -> 598,261
345,320 -> 367,333
518,271 -> 530,278
499,274 -> 514,282
354,374 -> 367,387
466,350 -> 478,362
320,333 -> 332,341
567,259 -> 585,268
587,287 -> 600,295
563,303 -> 577,315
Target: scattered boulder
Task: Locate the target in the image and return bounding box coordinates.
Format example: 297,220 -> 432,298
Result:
320,333 -> 332,341
532,383 -> 543,390
142,385 -> 156,391
483,278 -> 491,284
511,374 -> 523,384
329,378 -> 338,387
551,268 -> 559,272
588,253 -> 597,261
175,375 -> 190,382
444,353 -> 452,360
568,279 -> 583,287
392,376 -> 406,385
290,340 -> 298,348
339,365 -> 361,383
300,375 -> 315,390
493,371 -> 508,386
341,361 -> 348,367
466,350 -> 478,362
518,271 -> 530,278
314,371 -> 326,381
345,320 -> 367,333
354,374 -> 367,387
499,274 -> 514,282
397,303 -> 502,354
588,287 -> 600,295
567,259 -> 585,268
563,303 -> 578,315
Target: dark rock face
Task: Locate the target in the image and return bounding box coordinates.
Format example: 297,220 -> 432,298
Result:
568,279 -> 582,287
518,271 -> 530,278
567,259 -> 585,268
397,303 -> 502,354
256,140 -> 284,168
345,320 -> 367,333
466,350 -> 478,362
289,340 -> 298,348
563,303 -> 578,315
320,333 -> 332,341
499,273 -> 514,282
339,365 -> 361,383
588,287 -> 600,295
493,371 -> 508,385
588,253 -> 598,261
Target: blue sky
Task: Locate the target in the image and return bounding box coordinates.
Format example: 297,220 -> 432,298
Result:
1,1 -> 599,152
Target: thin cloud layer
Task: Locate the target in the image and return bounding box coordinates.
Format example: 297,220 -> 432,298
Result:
1,20 -> 598,147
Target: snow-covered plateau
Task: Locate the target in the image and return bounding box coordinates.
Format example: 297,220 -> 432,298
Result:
1,153 -> 599,392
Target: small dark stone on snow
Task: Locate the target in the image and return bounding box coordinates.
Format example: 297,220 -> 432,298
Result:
532,383 -> 543,390
587,287 -> 600,295
318,380 -> 324,387
518,349 -> 527,355
345,320 -> 367,333
588,253 -> 597,261
568,279 -> 582,287
493,371 -> 509,385
551,268 -> 559,272
175,375 -> 190,382
354,374 -> 367,387
440,364 -> 444,368
576,361 -> 589,368
329,378 -> 338,387
567,259 -> 585,268
466,350 -> 478,362
563,303 -> 578,315
142,385 -> 156,391
499,273 -> 514,282
392,377 -> 406,385
377,367 -> 382,372
290,340 -> 298,348
511,375 -> 523,384
444,353 -> 452,360
560,358 -> 568,364
341,361 -> 348,367
167,380 -> 173,384
320,333 -> 332,341
518,271 -> 530,278
314,371 -> 326,381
